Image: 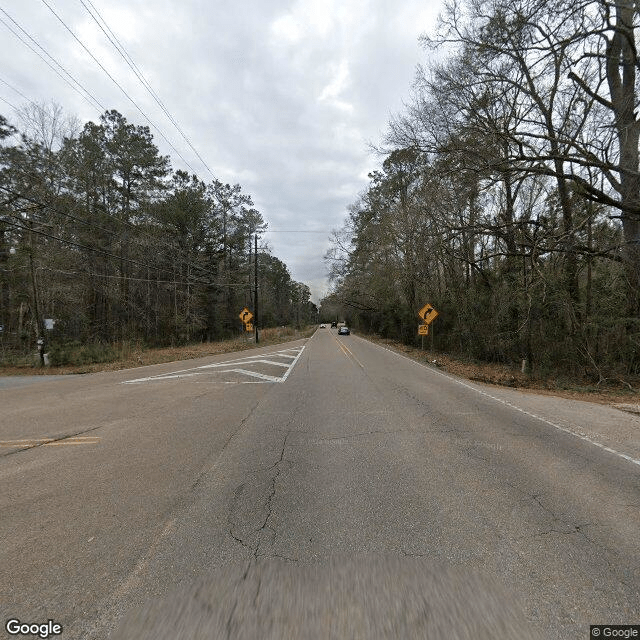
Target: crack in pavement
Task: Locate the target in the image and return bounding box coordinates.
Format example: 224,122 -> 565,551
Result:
227,429 -> 292,563
255,430 -> 290,560
530,522 -> 597,541
191,398 -> 263,491
223,429 -> 295,633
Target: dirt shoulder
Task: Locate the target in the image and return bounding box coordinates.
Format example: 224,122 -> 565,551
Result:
4,327 -> 639,410
359,333 -> 640,409
0,326 -> 316,376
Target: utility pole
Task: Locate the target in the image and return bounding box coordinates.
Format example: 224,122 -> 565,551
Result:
254,233 -> 259,344
29,218 -> 45,365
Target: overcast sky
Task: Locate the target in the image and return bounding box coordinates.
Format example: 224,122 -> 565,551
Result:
0,0 -> 444,302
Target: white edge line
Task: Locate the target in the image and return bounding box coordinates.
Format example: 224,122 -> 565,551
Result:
355,335 -> 640,469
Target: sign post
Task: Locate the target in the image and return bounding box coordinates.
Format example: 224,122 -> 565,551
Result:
417,303 -> 439,353
418,323 -> 428,349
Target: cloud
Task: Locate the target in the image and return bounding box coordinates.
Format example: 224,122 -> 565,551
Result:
0,0 -> 443,303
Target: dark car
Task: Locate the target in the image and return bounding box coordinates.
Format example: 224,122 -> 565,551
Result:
338,326 -> 350,335
331,321 -> 337,328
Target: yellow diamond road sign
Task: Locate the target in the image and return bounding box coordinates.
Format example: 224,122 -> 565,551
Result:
418,303 -> 439,325
239,307 -> 253,324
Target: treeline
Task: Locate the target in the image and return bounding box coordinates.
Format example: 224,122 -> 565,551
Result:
324,0 -> 640,380
0,105 -> 316,361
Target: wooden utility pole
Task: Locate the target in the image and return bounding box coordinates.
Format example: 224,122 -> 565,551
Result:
29,219 -> 45,365
254,233 -> 259,344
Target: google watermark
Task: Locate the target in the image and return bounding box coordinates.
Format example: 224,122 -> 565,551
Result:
5,619 -> 63,639
591,626 -> 640,638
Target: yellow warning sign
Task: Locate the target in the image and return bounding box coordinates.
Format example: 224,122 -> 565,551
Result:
418,303 -> 439,325
239,307 -> 253,324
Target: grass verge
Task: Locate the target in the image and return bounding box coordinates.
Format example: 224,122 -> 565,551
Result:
0,326 -> 316,376
359,333 -> 640,406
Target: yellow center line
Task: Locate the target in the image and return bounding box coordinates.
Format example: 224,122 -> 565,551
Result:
43,440 -> 100,446
3,438 -> 55,443
331,333 -> 365,369
2,436 -> 99,442
0,437 -> 101,447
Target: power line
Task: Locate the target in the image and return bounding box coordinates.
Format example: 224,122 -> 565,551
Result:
0,6 -> 105,113
1,216 -> 221,287
2,214 -> 255,290
1,183 -> 269,286
0,6 -> 271,266
0,184 -> 219,280
0,185 -> 119,238
0,76 -> 33,104
0,95 -> 18,110
38,265 -> 250,287
79,0 -> 215,177
40,0 -> 200,175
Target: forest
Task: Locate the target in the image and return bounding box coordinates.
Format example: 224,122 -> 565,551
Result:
323,0 -> 640,381
0,106 -> 316,365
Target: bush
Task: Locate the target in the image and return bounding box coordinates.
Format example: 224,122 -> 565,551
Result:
48,341 -> 119,366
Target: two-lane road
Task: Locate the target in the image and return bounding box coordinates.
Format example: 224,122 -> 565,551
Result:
1,329 -> 638,639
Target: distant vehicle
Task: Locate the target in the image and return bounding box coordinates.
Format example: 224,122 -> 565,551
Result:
320,324 -> 326,328
331,321 -> 337,328
338,326 -> 350,335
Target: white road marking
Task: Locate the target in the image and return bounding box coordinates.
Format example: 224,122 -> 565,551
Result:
245,359 -> 291,368
123,346 -> 305,385
223,369 -> 282,382
359,336 -> 640,469
280,347 -> 305,382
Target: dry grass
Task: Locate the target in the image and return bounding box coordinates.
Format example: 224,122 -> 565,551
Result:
362,334 -> 640,406
0,326 -> 315,376
6,327 -> 639,405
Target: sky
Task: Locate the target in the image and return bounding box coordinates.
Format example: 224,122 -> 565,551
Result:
0,0 -> 444,302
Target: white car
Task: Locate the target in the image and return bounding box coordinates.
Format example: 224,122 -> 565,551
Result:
320,324 -> 326,328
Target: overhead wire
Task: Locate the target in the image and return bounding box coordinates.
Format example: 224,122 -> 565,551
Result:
40,0 -> 200,175
0,168 -> 272,285
0,95 -> 18,110
0,186 -> 262,287
0,6 -> 105,113
0,4 -> 266,290
0,184 -> 225,281
79,0 -> 215,177
0,215 -> 224,287
37,265 -> 250,287
0,185 -> 120,238
0,76 -> 33,104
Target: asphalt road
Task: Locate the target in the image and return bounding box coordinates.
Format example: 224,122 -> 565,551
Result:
1,329 -> 639,639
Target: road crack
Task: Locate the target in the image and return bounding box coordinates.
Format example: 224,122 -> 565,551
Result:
255,430 -> 290,559
191,397 -> 262,491
227,429 -> 291,562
